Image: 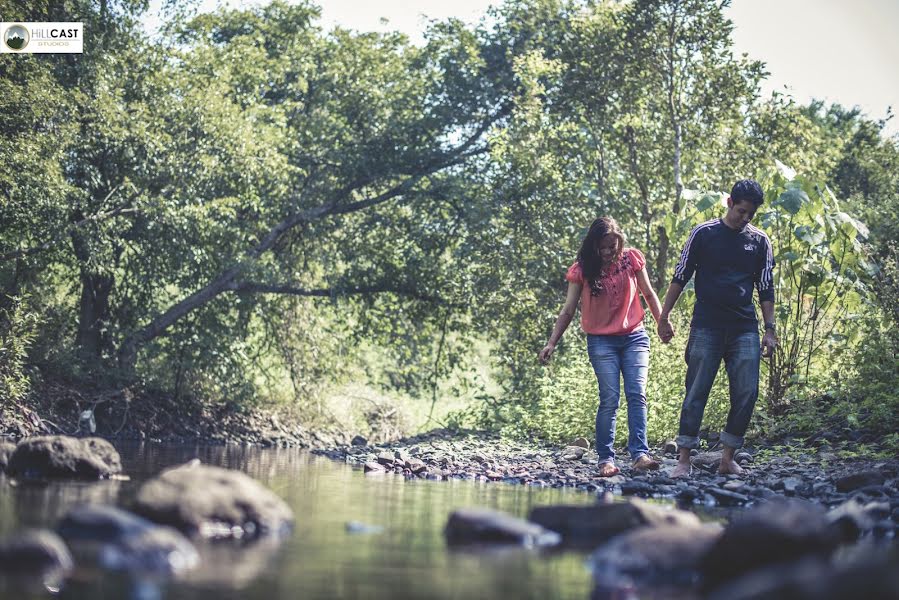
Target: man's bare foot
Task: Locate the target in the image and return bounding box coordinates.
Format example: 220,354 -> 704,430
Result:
633,455 -> 660,471
671,461 -> 692,478
598,462 -> 620,477
718,459 -> 744,475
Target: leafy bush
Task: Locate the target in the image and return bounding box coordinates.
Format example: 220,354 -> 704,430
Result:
0,295 -> 39,405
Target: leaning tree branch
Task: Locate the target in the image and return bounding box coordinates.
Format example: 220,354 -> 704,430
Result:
233,281 -> 461,307
117,106 -> 509,369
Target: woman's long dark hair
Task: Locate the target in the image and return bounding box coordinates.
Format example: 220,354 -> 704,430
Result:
577,217 -> 625,285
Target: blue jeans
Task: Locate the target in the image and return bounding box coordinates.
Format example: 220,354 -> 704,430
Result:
676,327 -> 761,450
587,329 -> 651,464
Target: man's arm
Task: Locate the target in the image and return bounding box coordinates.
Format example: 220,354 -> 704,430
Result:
760,300 -> 776,357
755,234 -> 777,357
658,223 -> 703,343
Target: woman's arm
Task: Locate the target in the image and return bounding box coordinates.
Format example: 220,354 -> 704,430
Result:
635,267 -> 664,324
539,282 -> 582,364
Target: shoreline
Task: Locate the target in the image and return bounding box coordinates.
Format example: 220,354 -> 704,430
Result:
314,429 -> 899,521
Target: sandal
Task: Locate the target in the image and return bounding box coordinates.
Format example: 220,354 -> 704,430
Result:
633,455 -> 660,471
597,462 -> 620,477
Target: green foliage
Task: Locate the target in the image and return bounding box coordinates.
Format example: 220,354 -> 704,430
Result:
0,296 -> 39,405
1,0 -> 896,445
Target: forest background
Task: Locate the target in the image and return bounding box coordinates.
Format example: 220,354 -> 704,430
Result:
2,0 -> 897,454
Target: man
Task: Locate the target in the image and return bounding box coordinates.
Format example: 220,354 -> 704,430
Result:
657,179 -> 777,477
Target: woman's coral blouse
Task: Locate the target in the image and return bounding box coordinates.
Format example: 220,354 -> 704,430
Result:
565,248 -> 647,335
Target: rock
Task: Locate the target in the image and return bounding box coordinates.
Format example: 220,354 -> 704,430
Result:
376,451 -> 395,466
699,498 -> 843,590
444,507 -> 560,547
561,446 -> 587,460
663,440 -> 678,455
827,498 -> 890,541
620,480 -> 655,496
6,436 -> 122,480
472,452 -> 489,464
706,552 -> 899,600
133,461 -> 294,540
407,458 -> 427,474
735,451 -> 753,465
693,451 -> 722,472
706,487 -> 750,506
0,529 -> 73,577
781,477 -> 803,494
0,440 -> 15,473
528,498 -> 700,547
589,524 -> 722,587
571,437 -> 590,449
57,504 -> 198,575
364,461 -> 386,473
834,470 -> 886,493
350,435 -> 368,446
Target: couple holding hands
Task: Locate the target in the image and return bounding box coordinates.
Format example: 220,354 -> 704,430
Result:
540,179 -> 777,478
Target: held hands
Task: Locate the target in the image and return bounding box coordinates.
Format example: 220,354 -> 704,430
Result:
762,330 -> 777,358
538,344 -> 555,364
657,317 -> 675,344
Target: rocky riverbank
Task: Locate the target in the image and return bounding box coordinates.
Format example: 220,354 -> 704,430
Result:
315,429 -> 899,535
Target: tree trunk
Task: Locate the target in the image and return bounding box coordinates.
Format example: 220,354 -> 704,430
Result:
75,269 -> 114,361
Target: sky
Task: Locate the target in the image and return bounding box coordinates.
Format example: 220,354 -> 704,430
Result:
143,0 -> 899,135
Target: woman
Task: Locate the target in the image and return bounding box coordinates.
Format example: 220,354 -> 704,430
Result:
539,217 -> 665,476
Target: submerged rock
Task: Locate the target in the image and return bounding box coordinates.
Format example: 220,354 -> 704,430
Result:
57,504 -> 198,575
6,436 -> 122,480
706,552 -> 899,600
0,528 -> 73,578
590,523 -> 722,587
0,440 -> 15,473
132,460 -> 294,540
699,498 -> 843,590
529,498 -> 700,547
444,507 -> 560,547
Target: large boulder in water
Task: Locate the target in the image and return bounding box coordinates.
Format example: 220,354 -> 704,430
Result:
132,460 -> 294,540
6,436 -> 122,479
444,507 -> 561,547
529,498 -> 701,547
57,504 -> 198,575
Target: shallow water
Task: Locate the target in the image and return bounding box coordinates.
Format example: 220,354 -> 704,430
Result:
0,443 -> 603,600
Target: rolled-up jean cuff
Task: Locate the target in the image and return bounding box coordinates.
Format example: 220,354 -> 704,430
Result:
720,431 -> 744,449
676,435 -> 700,449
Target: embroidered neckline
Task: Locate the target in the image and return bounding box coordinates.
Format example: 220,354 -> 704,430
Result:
588,252 -> 632,297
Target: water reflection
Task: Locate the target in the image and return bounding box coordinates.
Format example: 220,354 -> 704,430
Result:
1,444 -> 597,600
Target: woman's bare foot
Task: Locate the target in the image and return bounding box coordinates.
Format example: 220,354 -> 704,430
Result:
597,462 -> 620,477
633,455 -> 660,471
671,461 -> 692,478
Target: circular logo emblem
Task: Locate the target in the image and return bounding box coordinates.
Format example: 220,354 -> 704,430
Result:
4,24 -> 29,51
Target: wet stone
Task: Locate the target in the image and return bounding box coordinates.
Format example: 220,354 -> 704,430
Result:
835,470 -> 886,493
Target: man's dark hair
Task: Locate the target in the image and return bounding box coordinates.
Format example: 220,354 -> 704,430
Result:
730,179 -> 764,207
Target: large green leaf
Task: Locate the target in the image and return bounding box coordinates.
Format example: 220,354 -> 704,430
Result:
794,225 -> 825,246
777,187 -> 809,215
